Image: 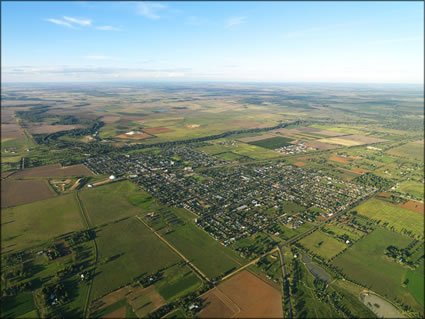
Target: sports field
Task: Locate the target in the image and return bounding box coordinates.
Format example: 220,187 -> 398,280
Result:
92,217 -> 181,299
332,228 -> 422,312
1,194 -> 84,253
353,198 -> 424,239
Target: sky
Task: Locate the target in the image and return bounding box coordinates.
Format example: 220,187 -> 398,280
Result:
2,1 -> 424,83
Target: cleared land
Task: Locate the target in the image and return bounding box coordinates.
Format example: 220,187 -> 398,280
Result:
1,179 -> 55,208
92,217 -> 181,300
332,228 -> 422,311
79,180 -> 151,226
27,124 -> 82,134
387,143 -> 424,161
338,135 -> 387,144
299,231 -> 347,261
198,270 -> 283,318
1,194 -> 84,253
354,198 -> 424,239
11,164 -> 92,178
304,141 -> 340,150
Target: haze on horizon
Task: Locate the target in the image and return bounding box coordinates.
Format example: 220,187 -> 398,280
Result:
2,1 -> 424,84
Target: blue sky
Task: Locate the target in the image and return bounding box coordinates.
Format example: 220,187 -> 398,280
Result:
2,1 -> 423,83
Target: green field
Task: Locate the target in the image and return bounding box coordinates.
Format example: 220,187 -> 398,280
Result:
155,263 -> 202,301
353,197 -> 424,239
1,194 -> 84,253
79,181 -> 153,226
332,227 -> 422,312
160,219 -> 245,280
299,231 -> 348,260
92,217 -> 181,299
198,140 -> 280,160
406,261 -> 425,307
386,143 -> 424,161
1,293 -> 36,319
322,224 -> 364,241
398,180 -> 424,200
247,136 -> 293,149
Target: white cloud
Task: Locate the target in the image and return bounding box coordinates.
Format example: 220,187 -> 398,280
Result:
63,16 -> 92,26
225,16 -> 246,28
46,18 -> 74,28
137,2 -> 166,20
95,25 -> 121,31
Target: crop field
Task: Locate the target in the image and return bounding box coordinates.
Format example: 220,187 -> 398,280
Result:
338,135 -> 387,144
398,181 -> 424,199
12,164 -> 93,178
298,230 -> 347,260
353,198 -> 424,239
304,140 -> 340,150
1,179 -> 55,208
387,142 -> 424,161
1,123 -> 24,138
247,136 -> 293,149
92,217 -> 181,300
238,133 -> 279,143
198,270 -> 282,318
26,124 -> 83,134
318,137 -> 364,146
1,194 -> 84,253
332,227 -> 422,311
79,180 -> 152,226
155,263 -> 202,301
160,219 -> 245,279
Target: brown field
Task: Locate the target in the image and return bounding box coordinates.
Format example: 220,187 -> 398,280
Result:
1,109 -> 16,124
12,164 -> 93,178
198,270 -> 282,318
231,121 -> 269,129
91,285 -> 165,319
397,200 -> 424,214
100,116 -> 121,123
27,124 -> 83,134
304,141 -> 340,150
238,134 -> 278,143
293,162 -> 306,167
1,123 -> 24,138
1,171 -> 17,179
338,135 -> 387,144
102,306 -> 125,318
1,179 -> 55,208
377,192 -> 391,198
353,168 -> 367,173
329,155 -> 349,164
143,127 -> 174,134
115,132 -> 151,140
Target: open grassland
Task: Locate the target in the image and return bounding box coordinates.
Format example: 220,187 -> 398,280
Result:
398,181 -> 424,200
155,263 -> 202,301
1,194 -> 84,253
354,198 -> 424,239
387,143 -> 424,162
299,230 -> 347,260
406,261 -> 424,307
1,179 -> 55,208
247,136 -> 293,149
332,227 -> 422,312
92,217 -> 181,300
198,140 -> 280,160
80,180 -> 157,226
198,270 -> 282,318
159,215 -> 245,279
12,164 -> 92,178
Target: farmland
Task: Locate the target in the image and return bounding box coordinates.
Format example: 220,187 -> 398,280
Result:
387,142 -> 424,161
198,270 -> 283,318
247,136 -> 293,149
332,228 -> 423,312
1,194 -> 84,253
92,217 -> 181,300
353,197 -> 424,239
298,230 -> 348,261
1,179 -> 55,208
